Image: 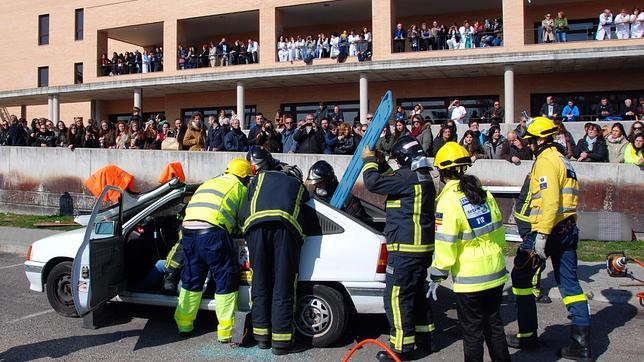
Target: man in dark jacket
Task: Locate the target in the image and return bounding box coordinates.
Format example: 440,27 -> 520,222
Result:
247,113 -> 264,147
206,118 -> 226,151
539,96 -> 561,121
224,118 -> 249,151
293,114 -> 324,154
7,117 -> 27,146
500,131 -> 533,164
592,97 -> 615,121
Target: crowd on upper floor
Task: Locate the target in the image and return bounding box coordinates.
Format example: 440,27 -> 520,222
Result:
539,7 -> 643,43
2,101 -> 642,166
99,48 -> 164,76
177,38 -> 259,69
392,18 -> 503,52
278,27 -> 372,64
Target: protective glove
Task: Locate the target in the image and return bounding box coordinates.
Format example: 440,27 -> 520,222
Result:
361,146 -> 375,161
534,233 -> 548,260
426,280 -> 441,301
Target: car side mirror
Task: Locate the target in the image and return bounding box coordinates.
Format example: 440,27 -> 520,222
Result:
94,221 -> 116,236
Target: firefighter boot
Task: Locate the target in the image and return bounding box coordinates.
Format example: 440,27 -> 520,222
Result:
506,333 -> 539,350
558,325 -> 592,362
376,351 -> 409,361
415,332 -> 437,353
162,268 -> 180,295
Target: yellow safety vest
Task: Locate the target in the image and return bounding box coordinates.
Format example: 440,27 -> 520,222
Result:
184,173 -> 247,234
432,180 -> 508,293
528,146 -> 579,235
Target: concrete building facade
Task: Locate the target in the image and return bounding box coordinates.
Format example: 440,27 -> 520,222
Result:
0,0 -> 642,126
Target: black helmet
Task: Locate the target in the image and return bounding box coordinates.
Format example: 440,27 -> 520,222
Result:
391,135 -> 424,167
306,160 -> 337,185
284,165 -> 303,181
246,146 -> 276,173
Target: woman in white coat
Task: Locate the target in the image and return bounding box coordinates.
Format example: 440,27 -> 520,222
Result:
631,8 -> 644,38
329,33 -> 340,59
614,9 -> 631,39
595,9 -> 613,40
459,21 -> 475,49
142,51 -> 150,73
287,36 -> 297,62
277,35 -> 288,62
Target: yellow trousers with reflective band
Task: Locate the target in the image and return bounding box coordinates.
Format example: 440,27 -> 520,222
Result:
174,288 -> 238,342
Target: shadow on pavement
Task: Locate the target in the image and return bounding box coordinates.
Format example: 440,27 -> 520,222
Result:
0,330 -> 141,360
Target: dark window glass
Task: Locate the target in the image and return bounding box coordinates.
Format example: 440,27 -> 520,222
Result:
530,91 -> 644,122
281,100 -> 361,123
181,106 -> 257,128
38,14 -> 49,45
74,63 -> 83,84
398,95 -> 498,124
75,9 -> 84,41
38,66 -> 49,87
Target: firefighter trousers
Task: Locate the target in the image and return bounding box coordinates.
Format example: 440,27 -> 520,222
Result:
174,227 -> 239,342
383,253 -> 434,354
511,217 -> 590,339
454,285 -> 511,362
246,222 -> 301,349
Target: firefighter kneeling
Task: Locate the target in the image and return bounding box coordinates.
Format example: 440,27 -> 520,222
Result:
173,158 -> 251,343
508,117 -> 592,362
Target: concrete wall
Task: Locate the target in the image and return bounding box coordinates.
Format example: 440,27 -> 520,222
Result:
0,147 -> 642,232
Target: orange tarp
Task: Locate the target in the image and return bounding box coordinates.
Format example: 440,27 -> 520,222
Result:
158,162 -> 186,183
84,165 -> 135,203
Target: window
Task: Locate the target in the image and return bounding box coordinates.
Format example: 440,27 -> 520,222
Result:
38,14 -> 49,45
398,96 -> 499,124
38,66 -> 49,87
281,100 -> 361,123
181,106 -> 257,128
75,9 -> 84,41
74,63 -> 83,84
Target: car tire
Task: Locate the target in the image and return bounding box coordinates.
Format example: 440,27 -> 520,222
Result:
295,284 -> 348,348
46,261 -> 79,317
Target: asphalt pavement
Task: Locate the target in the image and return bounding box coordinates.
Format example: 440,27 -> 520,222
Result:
0,252 -> 642,361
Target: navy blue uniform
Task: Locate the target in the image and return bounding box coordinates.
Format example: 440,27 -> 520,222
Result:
362,157 -> 436,354
239,170 -> 309,349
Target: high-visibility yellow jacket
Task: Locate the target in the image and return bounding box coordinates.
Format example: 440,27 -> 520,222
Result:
432,180 -> 508,293
624,143 -> 643,165
184,173 -> 247,234
528,145 -> 579,234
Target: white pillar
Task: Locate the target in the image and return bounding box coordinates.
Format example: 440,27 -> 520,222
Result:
504,65 -> 514,124
359,73 -> 368,124
48,94 -> 59,123
90,100 -> 101,121
133,88 -> 143,111
236,81 -> 245,129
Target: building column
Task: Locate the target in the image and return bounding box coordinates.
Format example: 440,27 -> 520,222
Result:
359,73 -> 369,124
133,88 -> 143,111
90,100 -> 102,121
20,105 -> 26,120
371,0 -> 395,59
504,65 -> 514,124
236,81 -> 245,129
502,0 -> 525,48
48,94 -> 59,123
259,7 -> 278,64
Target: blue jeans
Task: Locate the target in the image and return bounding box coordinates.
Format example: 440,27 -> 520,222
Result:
556,32 -> 567,42
135,260 -> 166,290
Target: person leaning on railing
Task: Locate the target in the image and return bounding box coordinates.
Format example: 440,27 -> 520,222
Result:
624,133 -> 644,165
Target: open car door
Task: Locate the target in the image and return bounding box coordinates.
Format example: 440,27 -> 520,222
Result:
72,186 -> 126,317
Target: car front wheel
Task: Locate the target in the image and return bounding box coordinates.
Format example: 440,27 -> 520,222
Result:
46,261 -> 78,317
295,284 -> 348,347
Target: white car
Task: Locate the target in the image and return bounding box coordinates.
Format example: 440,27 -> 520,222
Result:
25,178 -> 388,347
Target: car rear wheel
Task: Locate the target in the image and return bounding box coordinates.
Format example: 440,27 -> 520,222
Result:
295,284 -> 348,347
46,261 -> 78,317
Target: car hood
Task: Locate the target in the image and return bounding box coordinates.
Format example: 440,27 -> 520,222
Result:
30,227 -> 87,262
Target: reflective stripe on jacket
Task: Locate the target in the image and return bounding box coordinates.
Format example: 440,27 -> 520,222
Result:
362,157 -> 435,256
432,179 -> 508,293
240,170 -> 309,240
184,173 -> 247,234
528,145 -> 579,234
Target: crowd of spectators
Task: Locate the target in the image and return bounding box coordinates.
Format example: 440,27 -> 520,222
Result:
537,95 -> 644,122
99,48 -> 164,76
539,7 -> 643,43
177,39 -> 259,69
392,18 -> 503,52
2,102 -> 642,165
278,28 -> 372,64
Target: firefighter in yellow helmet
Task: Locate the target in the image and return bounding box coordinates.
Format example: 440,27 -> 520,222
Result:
507,117 -> 591,361
429,142 -> 510,362
174,158 -> 251,343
